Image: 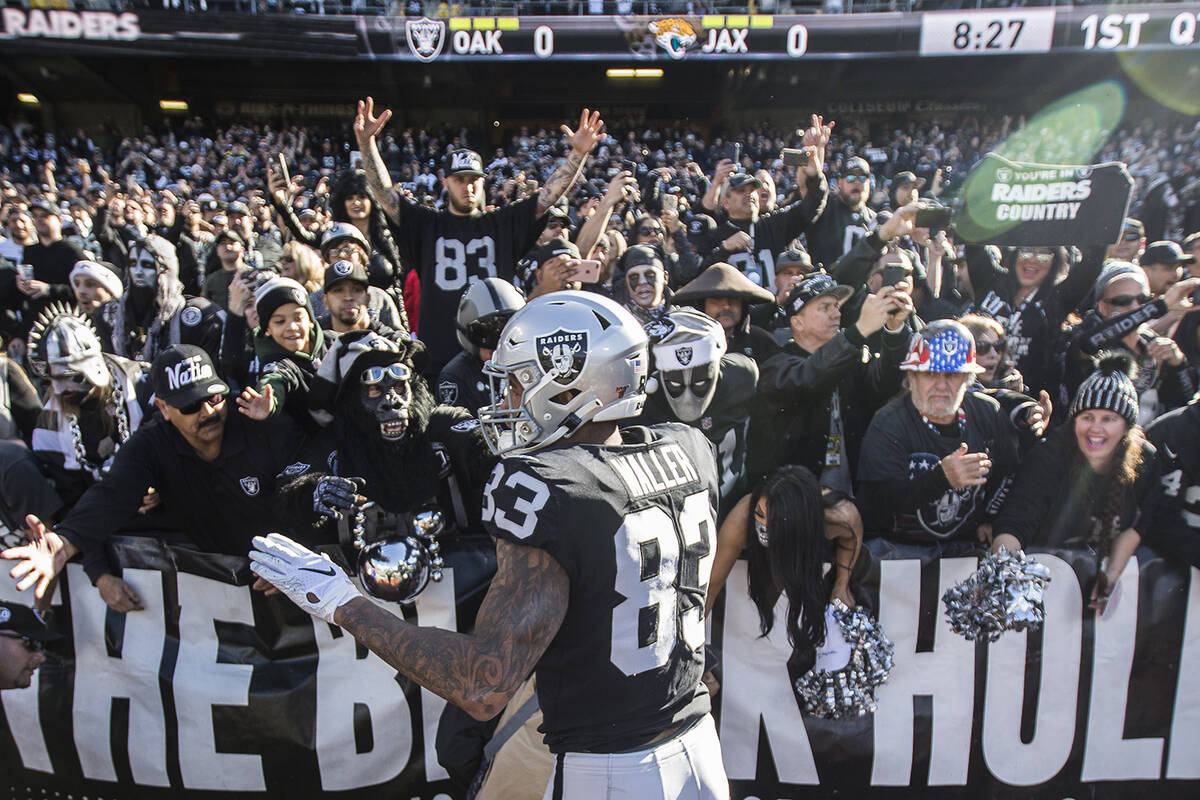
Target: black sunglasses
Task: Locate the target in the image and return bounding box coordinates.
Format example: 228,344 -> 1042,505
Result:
976,340 -> 1007,356
1103,293 -> 1151,308
638,227 -> 664,236
175,394 -> 224,416
0,632 -> 44,652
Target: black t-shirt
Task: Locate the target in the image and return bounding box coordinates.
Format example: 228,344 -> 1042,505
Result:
857,391 -> 1019,543
482,423 -> 719,753
437,350 -> 489,417
806,194 -> 876,272
392,196 -> 544,375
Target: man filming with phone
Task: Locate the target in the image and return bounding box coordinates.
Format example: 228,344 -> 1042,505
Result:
699,115 -> 831,288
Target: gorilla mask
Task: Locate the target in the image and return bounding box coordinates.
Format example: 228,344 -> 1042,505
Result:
360,363 -> 414,441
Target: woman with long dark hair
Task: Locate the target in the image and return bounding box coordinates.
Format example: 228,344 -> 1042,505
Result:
990,352 -> 1162,608
964,243 -> 1105,396
706,466 -> 861,672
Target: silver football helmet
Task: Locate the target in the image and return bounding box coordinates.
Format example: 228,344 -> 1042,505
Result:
650,308 -> 727,423
455,277 -> 526,357
479,291 -> 648,456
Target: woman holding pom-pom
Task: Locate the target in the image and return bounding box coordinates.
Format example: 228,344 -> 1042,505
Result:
991,351 -> 1164,610
705,465 -> 863,676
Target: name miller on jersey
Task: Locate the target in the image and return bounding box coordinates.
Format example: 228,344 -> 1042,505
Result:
609,442 -> 702,500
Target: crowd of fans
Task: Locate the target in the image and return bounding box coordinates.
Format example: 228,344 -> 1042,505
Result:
0,98 -> 1199,791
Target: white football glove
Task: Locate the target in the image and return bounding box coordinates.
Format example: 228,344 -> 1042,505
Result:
249,533 -> 362,624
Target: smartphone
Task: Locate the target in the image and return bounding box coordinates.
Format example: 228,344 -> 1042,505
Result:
881,264 -> 911,287
915,206 -> 952,230
17,264 -> 33,282
572,259 -> 602,284
621,160 -> 639,175
277,153 -> 290,185
662,193 -> 679,214
781,148 -> 809,167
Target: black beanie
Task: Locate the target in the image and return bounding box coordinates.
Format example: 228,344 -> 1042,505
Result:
1069,351 -> 1140,427
255,277 -> 314,327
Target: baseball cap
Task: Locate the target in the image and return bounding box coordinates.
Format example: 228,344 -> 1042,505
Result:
775,248 -> 813,273
1143,240 -> 1195,267
892,170 -> 925,188
843,157 -> 871,177
324,259 -> 369,290
151,344 -> 229,410
1121,218 -> 1145,241
214,229 -> 244,248
784,272 -> 853,316
320,222 -> 369,256
726,173 -> 763,191
533,236 -> 580,266
0,601 -> 61,643
443,149 -> 485,178
29,198 -> 57,215
900,320 -> 986,373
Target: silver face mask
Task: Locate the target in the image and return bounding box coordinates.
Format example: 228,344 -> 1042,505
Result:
660,361 -> 720,423
128,246 -> 159,289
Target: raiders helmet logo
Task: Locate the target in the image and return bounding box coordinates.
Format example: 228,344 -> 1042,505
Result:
240,476 -> 260,496
537,329 -> 588,386
675,345 -> 693,366
180,306 -> 202,327
439,380 -> 459,405
405,17 -> 446,63
333,261 -> 352,277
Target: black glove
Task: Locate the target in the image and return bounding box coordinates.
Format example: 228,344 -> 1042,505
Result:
312,476 -> 366,519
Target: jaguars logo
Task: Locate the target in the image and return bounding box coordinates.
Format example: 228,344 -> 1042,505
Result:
648,18 -> 697,60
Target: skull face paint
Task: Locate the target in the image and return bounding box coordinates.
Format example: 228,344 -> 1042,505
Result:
360,364 -> 414,441
660,360 -> 719,422
128,245 -> 160,290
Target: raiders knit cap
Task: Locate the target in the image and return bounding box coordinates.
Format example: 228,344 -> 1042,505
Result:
1069,351 -> 1139,427
255,277 -> 314,327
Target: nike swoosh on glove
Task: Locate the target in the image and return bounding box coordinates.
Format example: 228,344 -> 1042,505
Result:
249,533 -> 362,624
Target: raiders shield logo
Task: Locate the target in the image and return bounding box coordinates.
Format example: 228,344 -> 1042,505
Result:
537,329 -> 588,385
439,380 -> 458,405
180,306 -> 202,327
333,261 -> 352,277
405,17 -> 446,63
643,317 -> 676,342
676,345 -> 693,366
0,607 -> 9,624
239,476 -> 260,496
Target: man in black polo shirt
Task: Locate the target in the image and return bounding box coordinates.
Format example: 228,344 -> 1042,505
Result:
2,345 -> 303,611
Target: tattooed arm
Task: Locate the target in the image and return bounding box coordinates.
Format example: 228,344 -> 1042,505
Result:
334,537 -> 568,720
536,108 -> 606,217
354,97 -> 402,225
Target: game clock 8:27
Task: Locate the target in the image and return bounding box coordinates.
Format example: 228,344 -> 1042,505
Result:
920,9 -> 1056,56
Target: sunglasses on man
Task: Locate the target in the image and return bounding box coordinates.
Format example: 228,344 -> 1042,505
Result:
638,226 -> 664,237
1103,293 -> 1151,308
0,633 -> 45,653
175,393 -> 226,416
843,175 -> 868,184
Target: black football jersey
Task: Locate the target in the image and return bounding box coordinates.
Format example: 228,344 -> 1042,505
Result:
393,196 -> 544,375
806,194 -> 876,271
481,423 -> 719,753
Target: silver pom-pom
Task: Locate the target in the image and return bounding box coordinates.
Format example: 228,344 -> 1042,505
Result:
942,547 -> 1052,642
794,600 -> 895,719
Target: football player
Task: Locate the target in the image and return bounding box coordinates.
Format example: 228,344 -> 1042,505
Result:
249,292 -> 729,799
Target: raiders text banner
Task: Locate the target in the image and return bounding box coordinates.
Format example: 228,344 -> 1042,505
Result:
1,537 -> 1197,798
